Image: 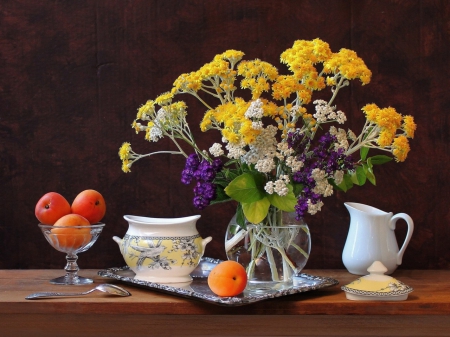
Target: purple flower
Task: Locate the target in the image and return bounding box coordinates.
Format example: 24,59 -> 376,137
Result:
181,153 -> 223,210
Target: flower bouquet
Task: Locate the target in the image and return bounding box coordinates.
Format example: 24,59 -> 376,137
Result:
119,38 -> 416,284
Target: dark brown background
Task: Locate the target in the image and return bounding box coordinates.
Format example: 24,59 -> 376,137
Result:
0,0 -> 448,271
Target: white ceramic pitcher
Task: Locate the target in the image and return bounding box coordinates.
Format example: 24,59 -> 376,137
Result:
342,202 -> 414,275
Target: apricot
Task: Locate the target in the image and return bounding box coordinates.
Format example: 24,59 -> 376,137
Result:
35,192 -> 71,225
71,189 -> 106,224
50,214 -> 92,252
207,261 -> 248,297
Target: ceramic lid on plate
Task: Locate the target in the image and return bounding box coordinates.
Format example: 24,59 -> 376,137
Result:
341,261 -> 413,301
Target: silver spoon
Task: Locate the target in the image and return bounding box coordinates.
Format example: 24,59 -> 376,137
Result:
25,284 -> 131,300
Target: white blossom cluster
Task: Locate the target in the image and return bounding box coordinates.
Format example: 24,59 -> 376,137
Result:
209,143 -> 224,157
329,126 -> 349,150
311,168 -> 334,197
244,98 -> 264,119
241,125 -> 278,167
307,199 -> 324,215
264,175 -> 290,196
277,142 -> 304,172
225,139 -> 247,159
313,100 -> 347,124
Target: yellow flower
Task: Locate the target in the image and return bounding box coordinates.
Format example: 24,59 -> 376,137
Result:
272,75 -> 301,100
155,91 -> 174,105
362,103 -> 379,122
323,48 -> 372,85
376,107 -> 402,134
219,49 -> 245,67
262,100 -> 281,118
377,129 -> 395,147
118,142 -> 131,160
392,135 -> 410,162
238,59 -> 278,99
200,110 -> 214,131
173,72 -> 203,93
131,120 -> 140,134
402,115 -> 417,138
121,159 -> 131,173
136,100 -> 155,120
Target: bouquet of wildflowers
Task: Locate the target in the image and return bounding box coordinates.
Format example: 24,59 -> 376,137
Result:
119,38 -> 416,229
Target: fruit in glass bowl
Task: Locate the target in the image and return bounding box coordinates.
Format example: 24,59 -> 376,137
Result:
38,214 -> 105,285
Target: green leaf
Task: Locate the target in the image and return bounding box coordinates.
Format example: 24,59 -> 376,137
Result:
351,166 -> 367,186
292,182 -> 304,197
360,147 -> 369,161
363,163 -> 376,186
370,155 -> 393,165
242,197 -> 271,224
335,173 -> 354,192
267,184 -> 297,212
224,172 -> 266,203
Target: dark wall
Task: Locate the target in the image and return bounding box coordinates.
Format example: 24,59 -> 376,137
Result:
0,0 -> 449,270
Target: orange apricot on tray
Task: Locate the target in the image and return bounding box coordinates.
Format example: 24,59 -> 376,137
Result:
207,260 -> 248,297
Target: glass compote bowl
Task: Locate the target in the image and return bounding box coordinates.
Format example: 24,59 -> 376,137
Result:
38,223 -> 105,285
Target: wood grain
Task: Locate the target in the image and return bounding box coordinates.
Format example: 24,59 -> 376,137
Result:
1,269 -> 450,336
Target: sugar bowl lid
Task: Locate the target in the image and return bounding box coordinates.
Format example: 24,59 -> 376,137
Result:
341,261 -> 413,301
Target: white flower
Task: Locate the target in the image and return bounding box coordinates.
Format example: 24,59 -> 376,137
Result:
242,125 -> 278,166
265,175 -> 290,196
336,110 -> 347,124
273,175 -> 290,196
149,125 -> 163,142
348,129 -> 357,141
264,181 -> 275,194
307,199 -> 324,215
313,100 -> 347,124
289,105 -> 300,117
244,99 -> 264,119
255,158 -> 275,173
286,156 -> 304,172
330,126 -> 349,150
252,121 -> 263,130
209,143 -> 224,157
225,141 -> 246,159
311,169 -> 333,197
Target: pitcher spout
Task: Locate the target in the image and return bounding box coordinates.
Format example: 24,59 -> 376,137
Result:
344,202 -> 390,216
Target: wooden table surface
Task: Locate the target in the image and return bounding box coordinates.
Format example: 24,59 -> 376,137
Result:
1,269 -> 450,336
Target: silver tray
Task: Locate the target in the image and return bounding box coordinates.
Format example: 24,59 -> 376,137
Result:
98,257 -> 339,306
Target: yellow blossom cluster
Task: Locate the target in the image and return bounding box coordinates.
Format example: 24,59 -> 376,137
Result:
237,59 -> 278,99
361,103 -> 416,161
200,98 -> 261,144
323,48 -> 372,85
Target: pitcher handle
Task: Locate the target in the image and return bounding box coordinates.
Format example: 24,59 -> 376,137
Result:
389,213 -> 414,265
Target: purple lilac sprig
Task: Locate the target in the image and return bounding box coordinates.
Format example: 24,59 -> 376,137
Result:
288,131 -> 354,219
181,153 -> 223,210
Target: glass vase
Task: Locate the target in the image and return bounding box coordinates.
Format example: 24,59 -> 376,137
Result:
225,208 -> 311,291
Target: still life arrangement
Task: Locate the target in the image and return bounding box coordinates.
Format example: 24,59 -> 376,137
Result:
118,38 -> 417,291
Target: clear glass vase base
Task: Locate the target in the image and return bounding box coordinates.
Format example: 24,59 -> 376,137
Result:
225,211 -> 311,287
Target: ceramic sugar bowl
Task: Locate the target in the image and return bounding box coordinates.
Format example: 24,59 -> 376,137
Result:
113,214 -> 212,283
341,261 -> 413,301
